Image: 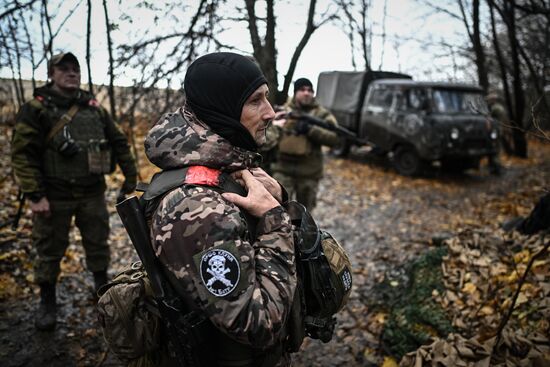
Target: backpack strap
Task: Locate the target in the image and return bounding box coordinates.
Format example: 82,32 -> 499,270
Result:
141,166 -> 257,240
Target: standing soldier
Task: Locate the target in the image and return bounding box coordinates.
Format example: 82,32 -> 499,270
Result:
271,78 -> 340,211
144,52 -> 296,366
11,52 -> 137,331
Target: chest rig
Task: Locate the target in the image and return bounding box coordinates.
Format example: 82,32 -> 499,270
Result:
38,96 -> 110,179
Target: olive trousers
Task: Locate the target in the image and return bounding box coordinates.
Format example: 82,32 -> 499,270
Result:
32,194 -> 110,284
272,173 -> 319,211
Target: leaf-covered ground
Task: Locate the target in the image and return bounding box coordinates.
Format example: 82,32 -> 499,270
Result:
1,122 -> 549,366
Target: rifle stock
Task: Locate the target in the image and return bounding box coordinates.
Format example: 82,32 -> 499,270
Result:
115,196 -> 165,297
115,196 -> 205,367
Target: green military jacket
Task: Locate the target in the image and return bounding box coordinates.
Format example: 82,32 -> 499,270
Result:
11,84 -> 137,200
271,98 -> 340,179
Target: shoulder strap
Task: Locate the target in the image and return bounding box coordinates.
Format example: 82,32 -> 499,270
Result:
141,166 -> 257,239
46,104 -> 80,142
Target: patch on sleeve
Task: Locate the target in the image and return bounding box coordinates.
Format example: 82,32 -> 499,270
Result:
198,247 -> 241,297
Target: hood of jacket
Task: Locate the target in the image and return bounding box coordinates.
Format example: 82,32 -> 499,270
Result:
145,107 -> 262,171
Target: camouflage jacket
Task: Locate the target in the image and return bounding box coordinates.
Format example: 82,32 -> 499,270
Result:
271,98 -> 339,179
11,84 -> 137,200
144,108 -> 296,359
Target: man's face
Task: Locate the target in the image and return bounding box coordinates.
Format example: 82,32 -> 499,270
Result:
294,86 -> 314,107
240,84 -> 275,146
50,61 -> 81,92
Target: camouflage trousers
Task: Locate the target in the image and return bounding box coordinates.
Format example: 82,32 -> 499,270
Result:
272,173 -> 319,211
32,194 -> 110,284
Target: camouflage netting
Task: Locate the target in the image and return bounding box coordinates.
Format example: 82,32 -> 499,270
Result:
370,247 -> 454,360
399,330 -> 550,366
373,228 -> 550,363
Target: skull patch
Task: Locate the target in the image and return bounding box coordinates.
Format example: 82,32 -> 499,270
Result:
200,248 -> 240,297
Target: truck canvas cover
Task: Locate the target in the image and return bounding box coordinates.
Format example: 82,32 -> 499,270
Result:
316,71 -> 411,128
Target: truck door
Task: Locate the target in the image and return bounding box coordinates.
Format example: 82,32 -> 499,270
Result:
360,84 -> 394,150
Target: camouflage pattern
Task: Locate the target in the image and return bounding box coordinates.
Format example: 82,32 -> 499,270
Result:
11,84 -> 137,282
144,108 -> 296,361
97,262 -> 162,366
11,84 -> 137,199
271,98 -> 339,210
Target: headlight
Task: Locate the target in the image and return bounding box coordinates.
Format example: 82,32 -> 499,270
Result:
490,130 -> 498,140
450,128 -> 459,140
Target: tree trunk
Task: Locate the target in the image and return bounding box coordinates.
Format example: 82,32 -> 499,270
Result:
506,0 -> 527,157
86,0 -> 93,94
472,0 -> 488,93
102,0 -> 116,119
489,1 -> 513,155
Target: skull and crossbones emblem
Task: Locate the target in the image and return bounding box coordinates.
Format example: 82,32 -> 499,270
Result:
200,248 -> 240,297
206,255 -> 234,287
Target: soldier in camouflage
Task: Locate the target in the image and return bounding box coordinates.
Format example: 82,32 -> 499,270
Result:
144,52 -> 296,366
11,52 -> 137,331
271,78 -> 340,211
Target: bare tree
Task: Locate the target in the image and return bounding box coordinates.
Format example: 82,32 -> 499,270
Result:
244,0 -> 336,104
102,0 -> 116,118
116,0 -> 222,121
334,0 -> 372,71
86,0 -> 93,94
458,0 -> 489,92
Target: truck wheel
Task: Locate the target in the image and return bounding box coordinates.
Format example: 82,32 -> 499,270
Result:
393,145 -> 422,176
331,138 -> 351,157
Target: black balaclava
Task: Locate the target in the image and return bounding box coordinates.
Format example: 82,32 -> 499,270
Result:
184,52 -> 267,152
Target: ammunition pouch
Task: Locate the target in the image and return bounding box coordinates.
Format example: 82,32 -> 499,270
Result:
278,129 -> 311,156
87,139 -> 115,174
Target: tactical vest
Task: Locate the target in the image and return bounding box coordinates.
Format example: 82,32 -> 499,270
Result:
39,99 -> 109,180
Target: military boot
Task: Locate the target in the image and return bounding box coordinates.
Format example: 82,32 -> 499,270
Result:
93,270 -> 109,294
35,282 -> 56,331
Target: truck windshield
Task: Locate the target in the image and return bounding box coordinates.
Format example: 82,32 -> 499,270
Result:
432,89 -> 489,114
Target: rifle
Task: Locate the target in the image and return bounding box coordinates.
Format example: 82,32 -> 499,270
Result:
116,196 -> 213,367
287,111 -> 370,145
0,190 -> 25,231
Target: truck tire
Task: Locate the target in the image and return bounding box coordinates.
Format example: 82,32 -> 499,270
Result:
393,145 -> 423,176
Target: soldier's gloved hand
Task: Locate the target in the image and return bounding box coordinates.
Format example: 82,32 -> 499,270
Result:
294,119 -> 311,135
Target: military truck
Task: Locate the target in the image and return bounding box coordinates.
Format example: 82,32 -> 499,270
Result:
316,71 -> 500,175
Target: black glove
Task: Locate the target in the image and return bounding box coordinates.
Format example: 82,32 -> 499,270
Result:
294,119 -> 311,135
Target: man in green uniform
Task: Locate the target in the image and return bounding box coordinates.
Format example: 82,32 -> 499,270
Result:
11,52 -> 137,331
271,78 -> 340,211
